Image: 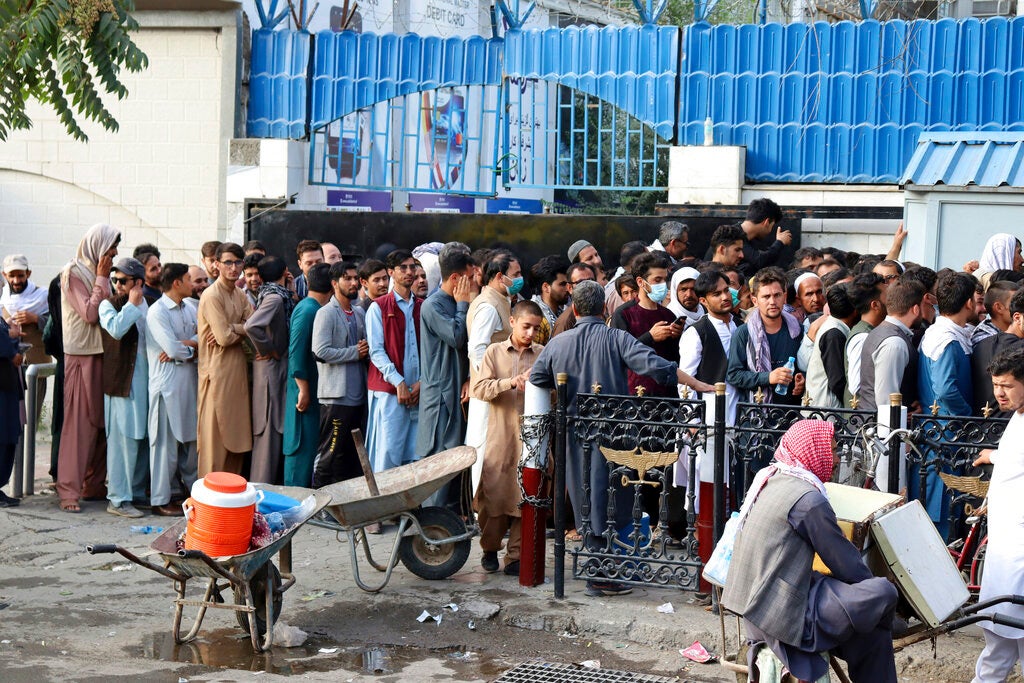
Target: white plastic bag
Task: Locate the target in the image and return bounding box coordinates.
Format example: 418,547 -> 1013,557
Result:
702,511 -> 740,587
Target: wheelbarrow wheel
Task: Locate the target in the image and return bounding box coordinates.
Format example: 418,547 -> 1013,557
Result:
399,507 -> 470,580
234,561 -> 283,636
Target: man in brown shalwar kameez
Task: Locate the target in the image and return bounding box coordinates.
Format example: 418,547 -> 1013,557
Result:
57,223 -> 121,512
197,243 -> 252,476
470,300 -> 544,574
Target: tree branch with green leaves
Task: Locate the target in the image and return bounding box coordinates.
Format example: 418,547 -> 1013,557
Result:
0,0 -> 148,142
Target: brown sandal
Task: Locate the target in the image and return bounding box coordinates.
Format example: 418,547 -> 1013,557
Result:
60,500 -> 81,513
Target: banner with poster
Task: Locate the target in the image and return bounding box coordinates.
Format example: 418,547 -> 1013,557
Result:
240,0 -> 393,34
407,0 -> 482,38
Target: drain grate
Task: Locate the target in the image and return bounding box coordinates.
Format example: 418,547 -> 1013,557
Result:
494,661 -> 681,682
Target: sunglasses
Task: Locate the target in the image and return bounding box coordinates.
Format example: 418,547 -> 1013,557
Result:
110,277 -> 134,285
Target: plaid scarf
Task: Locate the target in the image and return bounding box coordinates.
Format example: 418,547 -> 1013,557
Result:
256,282 -> 295,322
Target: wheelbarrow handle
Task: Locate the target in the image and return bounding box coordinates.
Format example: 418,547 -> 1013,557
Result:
87,544 -> 118,554
86,544 -> 185,582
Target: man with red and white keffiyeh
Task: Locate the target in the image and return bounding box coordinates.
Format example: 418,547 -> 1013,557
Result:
723,420 -> 898,683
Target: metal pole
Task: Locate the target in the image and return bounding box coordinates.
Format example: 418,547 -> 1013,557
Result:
713,382 -> 727,544
21,362 -> 56,497
553,373 -> 568,600
887,393 -> 902,494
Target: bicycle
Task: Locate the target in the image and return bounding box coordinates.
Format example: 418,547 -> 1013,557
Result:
841,424 -> 988,595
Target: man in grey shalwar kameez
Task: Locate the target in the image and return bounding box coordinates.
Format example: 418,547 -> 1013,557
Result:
244,256 -> 293,484
416,248 -> 476,509
529,281 -> 713,596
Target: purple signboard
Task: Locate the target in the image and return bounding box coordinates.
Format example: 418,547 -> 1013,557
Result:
326,190 -> 392,212
408,193 -> 476,214
485,198 -> 544,214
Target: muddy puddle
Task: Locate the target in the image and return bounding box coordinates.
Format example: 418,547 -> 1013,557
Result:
137,629 -> 512,678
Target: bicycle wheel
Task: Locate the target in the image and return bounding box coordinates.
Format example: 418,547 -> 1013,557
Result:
970,536 -> 987,593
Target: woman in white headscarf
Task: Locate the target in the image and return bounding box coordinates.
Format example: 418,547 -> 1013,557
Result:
57,223 -> 120,512
976,233 -> 1023,289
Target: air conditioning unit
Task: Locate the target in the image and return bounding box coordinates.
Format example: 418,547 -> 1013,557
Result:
972,0 -> 1013,16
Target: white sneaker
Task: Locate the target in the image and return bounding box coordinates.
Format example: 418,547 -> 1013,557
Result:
107,501 -> 144,519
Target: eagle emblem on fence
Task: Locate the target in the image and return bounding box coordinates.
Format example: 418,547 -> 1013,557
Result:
598,446 -> 678,488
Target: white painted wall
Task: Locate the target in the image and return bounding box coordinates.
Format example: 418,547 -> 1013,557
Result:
903,187 -> 1024,270
0,8 -> 239,286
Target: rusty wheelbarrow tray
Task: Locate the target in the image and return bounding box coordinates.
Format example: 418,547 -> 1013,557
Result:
317,444 -> 478,593
87,484 -> 331,652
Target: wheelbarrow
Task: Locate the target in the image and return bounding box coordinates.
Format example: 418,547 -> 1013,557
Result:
86,484 -> 331,652
317,439 -> 478,593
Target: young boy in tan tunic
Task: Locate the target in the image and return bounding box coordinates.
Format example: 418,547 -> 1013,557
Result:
470,300 -> 544,574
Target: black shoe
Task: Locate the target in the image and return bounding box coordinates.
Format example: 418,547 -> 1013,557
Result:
503,560 -> 521,576
481,551 -> 499,573
0,492 -> 20,508
585,580 -> 633,597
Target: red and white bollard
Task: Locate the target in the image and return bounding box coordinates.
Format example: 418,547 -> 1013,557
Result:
518,382 -> 551,587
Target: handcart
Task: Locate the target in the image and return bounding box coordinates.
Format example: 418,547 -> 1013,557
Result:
318,444 -> 478,593
86,484 -> 330,652
713,490 -> 1024,682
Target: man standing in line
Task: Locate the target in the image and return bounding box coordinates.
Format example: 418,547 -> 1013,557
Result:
241,253 -> 263,308
321,242 -> 343,265
200,241 -> 221,284
650,221 -> 689,264
146,264 -> 199,516
859,279 -> 924,415
793,272 -> 826,325
973,287 -> 1024,417
845,273 -> 886,402
417,248 -> 475,508
133,245 -> 162,301
530,281 -> 713,596
551,263 -> 596,337
197,242 -> 252,477
709,224 -> 746,270
805,283 -> 858,408
357,259 -> 390,312
187,265 -> 210,302
610,251 -> 681,397
727,267 -> 805,406
283,263 -> 332,487
678,269 -> 738,562
365,250 -> 422,473
667,266 -> 705,329
245,256 -> 293,484
2,254 -> 51,424
471,300 -> 544,575
735,198 -> 792,278
529,255 -> 570,345
311,262 -> 368,487
293,240 -> 324,300
98,258 -> 149,519
918,270 -> 977,537
971,345 -> 1024,683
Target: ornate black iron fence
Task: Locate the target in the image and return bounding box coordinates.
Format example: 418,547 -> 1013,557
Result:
550,379 -> 730,597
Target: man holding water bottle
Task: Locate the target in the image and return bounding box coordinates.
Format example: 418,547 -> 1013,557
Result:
726,267 -> 805,411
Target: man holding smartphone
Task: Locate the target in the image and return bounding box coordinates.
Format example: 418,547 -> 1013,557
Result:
610,251 -> 682,397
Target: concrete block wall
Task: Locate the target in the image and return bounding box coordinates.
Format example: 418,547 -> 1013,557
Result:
0,9 -> 239,286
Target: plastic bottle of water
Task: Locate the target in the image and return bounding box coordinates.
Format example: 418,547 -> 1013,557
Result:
775,356 -> 796,396
703,117 -> 713,146
129,525 -> 163,534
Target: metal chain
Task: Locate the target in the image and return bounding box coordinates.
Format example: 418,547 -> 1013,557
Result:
518,413 -> 554,510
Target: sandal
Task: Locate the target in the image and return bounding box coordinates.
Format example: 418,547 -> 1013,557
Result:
60,500 -> 81,513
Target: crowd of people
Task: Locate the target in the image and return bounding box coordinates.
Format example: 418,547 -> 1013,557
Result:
3,197 -> 1024,680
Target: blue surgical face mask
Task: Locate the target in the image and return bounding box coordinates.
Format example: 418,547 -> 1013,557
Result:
505,275 -> 524,297
729,287 -> 740,307
646,280 -> 668,304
